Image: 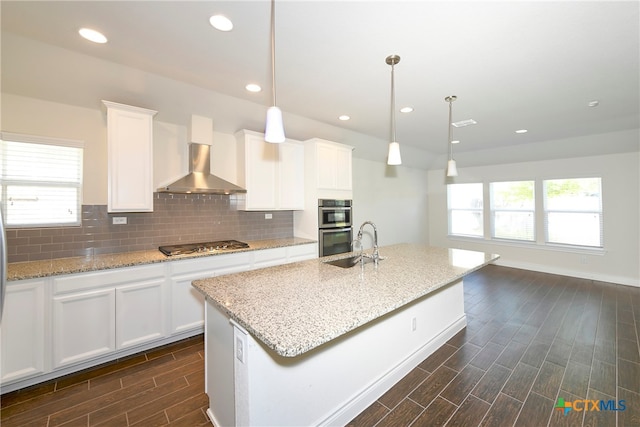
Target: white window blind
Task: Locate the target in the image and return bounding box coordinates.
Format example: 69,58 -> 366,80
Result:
1,132 -> 84,227
543,177 -> 603,248
448,183 -> 483,237
490,180 -> 535,241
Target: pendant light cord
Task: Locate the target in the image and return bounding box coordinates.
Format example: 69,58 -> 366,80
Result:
270,0 -> 277,108
390,63 -> 396,142
448,99 -> 453,161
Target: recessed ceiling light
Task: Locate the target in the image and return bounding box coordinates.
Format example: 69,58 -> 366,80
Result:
452,119 -> 477,128
338,115 -> 350,121
400,107 -> 414,113
515,129 -> 528,134
78,28 -> 107,44
588,100 -> 600,107
451,140 -> 460,144
245,83 -> 262,93
210,15 -> 233,31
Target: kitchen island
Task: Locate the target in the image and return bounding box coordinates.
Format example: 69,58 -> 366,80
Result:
192,243 -> 499,426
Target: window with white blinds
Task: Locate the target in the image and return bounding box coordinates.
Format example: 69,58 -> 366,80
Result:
1,132 -> 84,227
543,177 -> 603,248
490,180 -> 535,241
448,183 -> 484,237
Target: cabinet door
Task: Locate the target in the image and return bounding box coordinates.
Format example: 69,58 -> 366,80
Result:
103,101 -> 157,213
335,145 -> 353,191
244,134 -> 278,210
52,289 -> 116,368
116,279 -> 167,349
170,274 -> 206,334
1,279 -> 47,384
316,141 -> 352,191
316,142 -> 338,190
278,141 -> 305,210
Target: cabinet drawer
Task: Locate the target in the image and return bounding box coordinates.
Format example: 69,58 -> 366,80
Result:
53,264 -> 164,294
287,244 -> 317,261
253,247 -> 287,269
169,252 -> 252,276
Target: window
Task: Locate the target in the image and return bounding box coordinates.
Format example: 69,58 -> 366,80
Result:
543,178 -> 603,248
1,132 -> 84,227
490,181 -> 535,241
448,183 -> 483,237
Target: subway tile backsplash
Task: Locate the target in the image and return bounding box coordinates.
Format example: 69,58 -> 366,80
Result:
6,193 -> 293,263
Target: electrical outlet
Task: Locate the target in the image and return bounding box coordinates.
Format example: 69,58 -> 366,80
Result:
236,336 -> 244,363
265,213 -> 273,220
112,217 -> 127,225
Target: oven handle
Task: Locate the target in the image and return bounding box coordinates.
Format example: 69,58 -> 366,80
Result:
319,226 -> 352,235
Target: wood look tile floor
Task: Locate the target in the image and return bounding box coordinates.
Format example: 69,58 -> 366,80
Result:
2,265 -> 639,426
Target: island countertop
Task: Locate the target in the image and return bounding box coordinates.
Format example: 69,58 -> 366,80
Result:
192,243 -> 499,358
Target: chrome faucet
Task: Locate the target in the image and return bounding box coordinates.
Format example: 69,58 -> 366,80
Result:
356,221 -> 380,264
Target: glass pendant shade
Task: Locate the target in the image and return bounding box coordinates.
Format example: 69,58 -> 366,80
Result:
387,141 -> 402,165
265,106 -> 285,143
446,159 -> 458,177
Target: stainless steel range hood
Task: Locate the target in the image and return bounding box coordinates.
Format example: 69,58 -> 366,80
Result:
157,116 -> 246,195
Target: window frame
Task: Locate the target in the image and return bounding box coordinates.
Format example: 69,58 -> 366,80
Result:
542,177 -> 604,249
1,132 -> 84,228
447,182 -> 484,238
489,180 -> 536,242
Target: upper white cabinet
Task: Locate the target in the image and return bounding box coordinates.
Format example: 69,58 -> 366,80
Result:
103,101 -> 157,213
235,130 -> 304,211
313,139 -> 353,192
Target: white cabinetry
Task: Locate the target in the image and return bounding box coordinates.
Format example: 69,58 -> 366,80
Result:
52,264 -> 166,368
52,288 -> 116,368
103,100 -> 157,213
1,243 -> 317,392
169,252 -> 252,334
310,138 -> 353,192
0,279 -> 47,383
235,130 -> 304,210
294,139 -> 354,240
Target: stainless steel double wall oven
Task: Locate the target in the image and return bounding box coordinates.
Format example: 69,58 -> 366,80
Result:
318,199 -> 352,257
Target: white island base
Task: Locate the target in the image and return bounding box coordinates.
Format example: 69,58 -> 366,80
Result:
204,278 -> 466,427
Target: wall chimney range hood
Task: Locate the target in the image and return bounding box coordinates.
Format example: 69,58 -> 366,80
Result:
157,116 -> 246,195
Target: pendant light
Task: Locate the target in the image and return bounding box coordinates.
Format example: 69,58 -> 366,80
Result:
445,95 -> 458,177
264,0 -> 285,143
386,55 -> 401,165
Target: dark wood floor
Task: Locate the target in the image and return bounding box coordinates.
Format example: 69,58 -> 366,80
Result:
2,265 -> 639,426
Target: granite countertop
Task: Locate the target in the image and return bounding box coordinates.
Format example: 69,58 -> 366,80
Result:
192,243 -> 499,358
7,237 -> 316,281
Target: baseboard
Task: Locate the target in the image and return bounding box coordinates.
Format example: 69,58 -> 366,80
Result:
320,315 -> 467,426
494,259 -> 639,288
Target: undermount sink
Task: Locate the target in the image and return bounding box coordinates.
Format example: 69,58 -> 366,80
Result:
324,255 -> 379,268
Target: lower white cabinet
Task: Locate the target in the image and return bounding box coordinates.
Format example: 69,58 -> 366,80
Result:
51,264 -> 166,369
1,243 -> 317,392
116,279 -> 166,349
0,279 -> 47,383
169,252 -> 252,334
53,288 -> 116,368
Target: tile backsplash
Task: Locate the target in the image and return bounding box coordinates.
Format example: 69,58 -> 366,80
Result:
6,193 -> 294,263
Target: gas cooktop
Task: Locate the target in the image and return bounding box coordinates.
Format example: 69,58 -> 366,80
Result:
158,240 -> 250,256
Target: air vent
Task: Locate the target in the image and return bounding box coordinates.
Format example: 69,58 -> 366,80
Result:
452,119 -> 477,128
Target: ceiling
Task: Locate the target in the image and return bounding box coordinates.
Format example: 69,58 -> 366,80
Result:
2,1 -> 639,165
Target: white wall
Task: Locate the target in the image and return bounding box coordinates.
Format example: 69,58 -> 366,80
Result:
352,158 -> 429,249
427,151 -> 640,286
